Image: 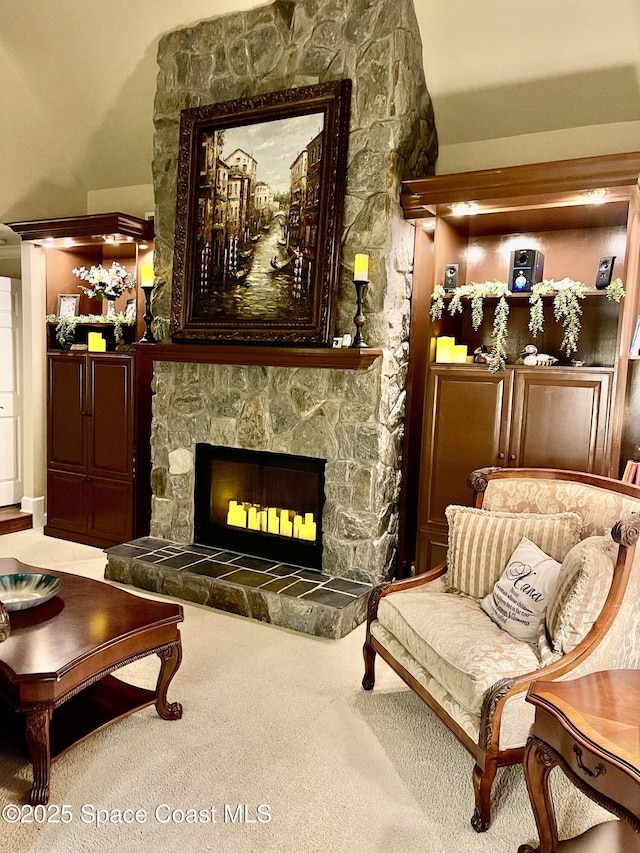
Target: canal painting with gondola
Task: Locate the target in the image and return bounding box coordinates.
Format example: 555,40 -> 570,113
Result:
191,112 -> 325,325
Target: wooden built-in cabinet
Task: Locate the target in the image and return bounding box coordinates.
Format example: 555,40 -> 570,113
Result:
416,364 -> 613,571
398,153 -> 640,576
9,213 -> 155,548
46,352 -> 139,546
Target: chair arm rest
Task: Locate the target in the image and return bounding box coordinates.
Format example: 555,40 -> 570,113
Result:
611,511 -> 640,547
365,562 -> 448,624
479,588 -> 630,752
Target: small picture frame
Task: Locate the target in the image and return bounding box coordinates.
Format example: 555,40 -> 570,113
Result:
125,298 -> 136,322
56,293 -> 80,318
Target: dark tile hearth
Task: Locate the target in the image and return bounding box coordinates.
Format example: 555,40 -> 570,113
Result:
104,538 -> 373,639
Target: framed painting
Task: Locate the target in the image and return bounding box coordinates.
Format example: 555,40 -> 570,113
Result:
170,79 -> 351,345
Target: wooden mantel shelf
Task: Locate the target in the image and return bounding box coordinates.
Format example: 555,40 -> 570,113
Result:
133,342 -> 382,370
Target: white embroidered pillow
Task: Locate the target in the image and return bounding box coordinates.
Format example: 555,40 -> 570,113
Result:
480,538 -> 561,643
546,533 -> 619,655
445,505 -> 582,599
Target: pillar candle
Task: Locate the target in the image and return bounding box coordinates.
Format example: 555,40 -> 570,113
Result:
452,344 -> 468,363
300,519 -> 317,542
247,506 -> 259,530
227,500 -> 238,526
354,253 -> 369,281
435,336 -> 455,363
267,507 -> 279,535
87,332 -> 106,352
293,514 -> 302,538
140,264 -> 154,286
280,510 -> 293,537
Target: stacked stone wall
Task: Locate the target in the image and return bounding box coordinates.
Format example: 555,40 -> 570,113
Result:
149,0 -> 437,584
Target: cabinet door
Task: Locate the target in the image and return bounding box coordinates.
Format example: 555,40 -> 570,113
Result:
415,366 -> 512,571
47,354 -> 86,471
420,366 -> 513,524
87,355 -> 133,479
46,470 -> 87,535
87,477 -> 133,543
509,369 -> 613,474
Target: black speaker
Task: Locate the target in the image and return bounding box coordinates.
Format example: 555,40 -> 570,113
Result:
444,263 -> 458,290
509,249 -> 544,293
595,256 -> 615,289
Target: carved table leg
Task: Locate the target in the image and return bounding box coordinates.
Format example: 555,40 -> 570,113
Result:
155,642 -> 183,720
518,736 -> 560,853
25,707 -> 53,805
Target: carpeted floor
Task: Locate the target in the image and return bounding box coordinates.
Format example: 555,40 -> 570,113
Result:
0,529 -> 613,852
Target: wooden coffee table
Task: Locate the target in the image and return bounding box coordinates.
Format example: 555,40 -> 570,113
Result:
519,670 -> 640,852
0,557 -> 183,805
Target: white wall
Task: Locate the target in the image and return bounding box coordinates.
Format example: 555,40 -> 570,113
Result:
437,121 -> 640,174
87,185 -> 155,219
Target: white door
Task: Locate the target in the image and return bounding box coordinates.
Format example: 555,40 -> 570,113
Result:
0,277 -> 22,506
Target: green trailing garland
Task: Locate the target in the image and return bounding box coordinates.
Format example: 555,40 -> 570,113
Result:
46,313 -> 135,347
430,277 -> 625,372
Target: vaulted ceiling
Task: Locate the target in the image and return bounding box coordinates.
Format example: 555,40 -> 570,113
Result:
1,0 -> 639,224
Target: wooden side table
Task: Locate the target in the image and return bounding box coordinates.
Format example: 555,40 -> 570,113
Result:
518,670 -> 640,852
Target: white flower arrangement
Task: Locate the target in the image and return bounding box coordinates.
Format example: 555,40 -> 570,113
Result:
72,261 -> 136,300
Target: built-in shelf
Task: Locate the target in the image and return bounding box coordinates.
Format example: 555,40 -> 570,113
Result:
134,342 -> 382,369
9,212 -> 154,245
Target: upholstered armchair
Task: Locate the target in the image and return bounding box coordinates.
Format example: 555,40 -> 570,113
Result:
362,468 -> 640,831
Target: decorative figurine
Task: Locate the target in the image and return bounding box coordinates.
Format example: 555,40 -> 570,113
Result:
473,345 -> 492,364
520,344 -> 558,366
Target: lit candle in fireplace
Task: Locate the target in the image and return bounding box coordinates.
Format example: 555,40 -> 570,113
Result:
258,510 -> 268,532
247,506 -> 260,530
280,509 -> 293,537
267,507 -> 280,534
293,514 -> 302,538
226,500 -> 247,527
299,512 -> 317,541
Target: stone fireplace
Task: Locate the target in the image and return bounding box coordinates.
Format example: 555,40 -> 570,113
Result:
105,0 -> 437,636
148,356 -> 396,585
193,444 -> 325,570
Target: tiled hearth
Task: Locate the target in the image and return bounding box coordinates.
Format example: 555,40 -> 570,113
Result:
105,537 -> 372,639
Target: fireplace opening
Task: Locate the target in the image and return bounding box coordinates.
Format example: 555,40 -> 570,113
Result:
194,444 -> 326,570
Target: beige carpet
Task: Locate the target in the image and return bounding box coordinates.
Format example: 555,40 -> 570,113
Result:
0,529 -> 612,852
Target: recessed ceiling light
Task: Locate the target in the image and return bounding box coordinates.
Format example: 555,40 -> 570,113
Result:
583,189 -> 607,204
450,202 -> 478,216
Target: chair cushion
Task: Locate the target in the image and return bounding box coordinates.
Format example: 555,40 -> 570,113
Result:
377,588 -> 541,714
445,505 -> 582,599
481,538 -> 561,643
546,533 -> 619,654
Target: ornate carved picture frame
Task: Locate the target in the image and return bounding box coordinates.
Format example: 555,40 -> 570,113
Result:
170,79 -> 351,345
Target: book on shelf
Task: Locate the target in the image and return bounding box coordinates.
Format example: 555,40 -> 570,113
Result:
630,315 -> 640,357
621,459 -> 639,484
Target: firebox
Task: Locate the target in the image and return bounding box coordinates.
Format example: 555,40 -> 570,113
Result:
194,444 -> 326,570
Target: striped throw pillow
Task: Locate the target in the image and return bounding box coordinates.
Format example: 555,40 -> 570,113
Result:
445,505 -> 582,599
